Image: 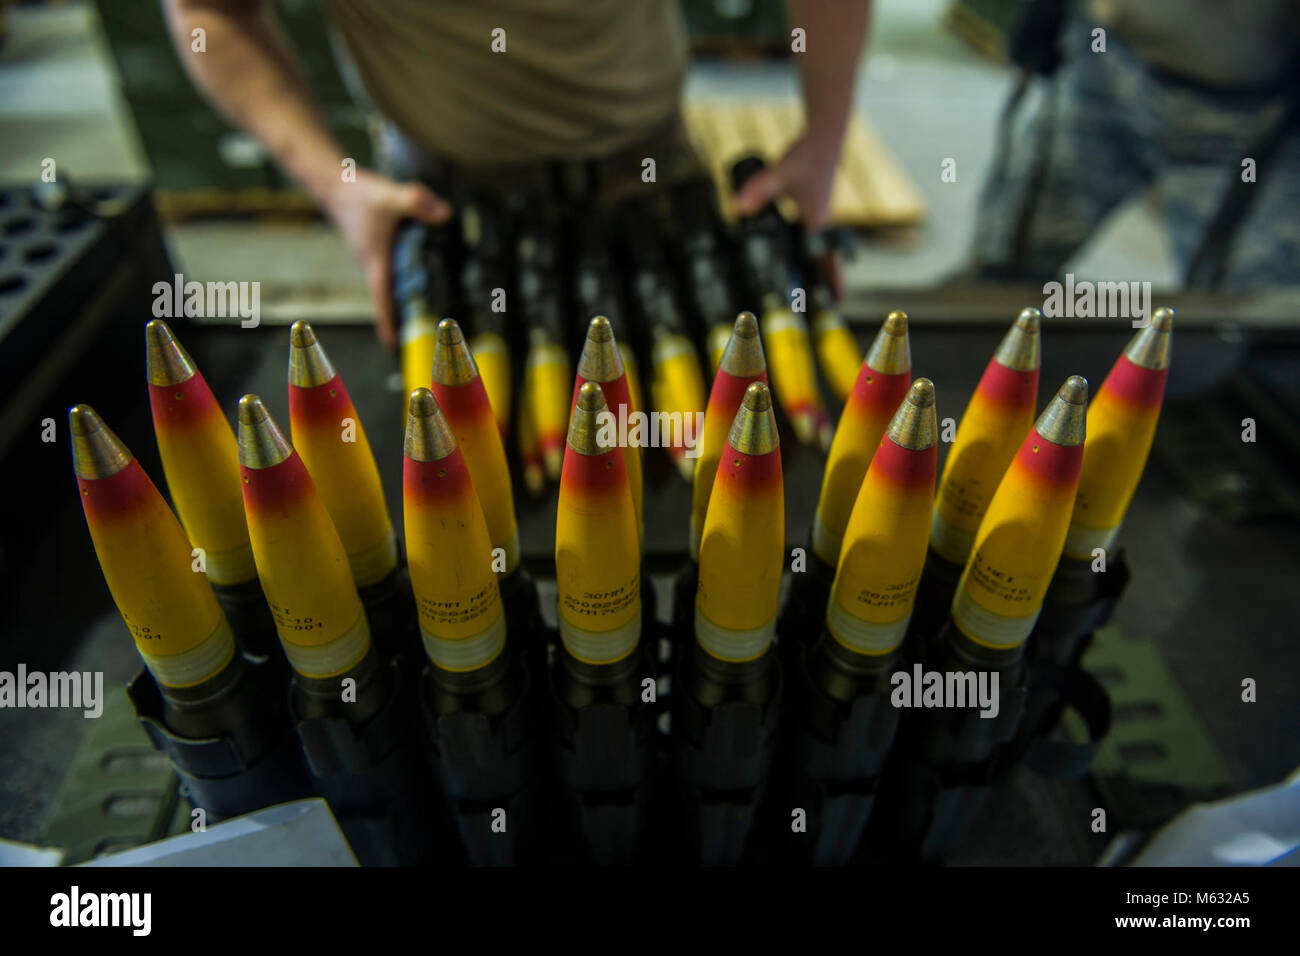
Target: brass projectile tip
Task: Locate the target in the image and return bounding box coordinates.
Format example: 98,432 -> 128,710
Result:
289,320 -> 316,348
544,447 -> 565,478
1125,307 -> 1174,371
524,461 -> 545,497
567,380 -> 612,455
789,413 -> 817,446
908,377 -> 935,407
718,311 -> 766,378
144,319 -> 196,386
1059,374 -> 1088,403
237,394 -> 267,427
866,309 -> 911,375
728,381 -> 779,455
287,321 -> 336,387
993,308 -> 1042,372
237,394 -> 292,469
432,317 -> 479,386
587,315 -> 613,342
576,380 -> 606,412
577,315 -> 624,383
404,388 -> 457,462
1034,375 -> 1088,447
437,317 -> 465,345
407,388 -> 436,418
69,404 -> 131,480
527,325 -> 552,350
886,378 -> 937,451
743,381 -> 772,413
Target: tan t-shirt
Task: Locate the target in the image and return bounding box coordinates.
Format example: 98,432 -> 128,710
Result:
323,0 -> 689,168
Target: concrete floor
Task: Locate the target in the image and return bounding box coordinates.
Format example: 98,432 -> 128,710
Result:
0,0 -> 1178,321
0,2 -> 146,180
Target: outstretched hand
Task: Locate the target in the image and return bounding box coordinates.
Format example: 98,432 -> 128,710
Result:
322,169 -> 452,350
731,132 -> 839,232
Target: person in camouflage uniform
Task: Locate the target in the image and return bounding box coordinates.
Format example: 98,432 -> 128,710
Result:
976,3 -> 1300,291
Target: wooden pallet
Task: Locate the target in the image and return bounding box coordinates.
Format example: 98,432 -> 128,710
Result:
154,187 -> 320,223
155,100 -> 927,229
683,97 -> 926,228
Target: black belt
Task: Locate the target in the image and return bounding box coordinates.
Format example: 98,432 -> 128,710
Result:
378,115 -> 700,208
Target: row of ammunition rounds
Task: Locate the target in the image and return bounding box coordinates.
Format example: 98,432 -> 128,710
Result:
70,282 -> 1170,864
391,156 -> 860,503
784,306 -> 1172,864
663,300 -> 1171,863
75,318 -> 531,864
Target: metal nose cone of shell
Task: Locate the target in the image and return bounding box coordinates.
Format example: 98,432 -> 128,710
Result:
288,321 -> 336,387
1035,375 -> 1089,447
994,308 -> 1042,372
1125,307 -> 1174,371
70,404 -> 131,480
237,394 -> 292,469
886,378 -> 938,451
144,319 -> 197,386
568,380 -> 614,455
729,382 -> 779,456
404,387 -> 458,462
718,311 -> 766,377
433,318 -> 480,386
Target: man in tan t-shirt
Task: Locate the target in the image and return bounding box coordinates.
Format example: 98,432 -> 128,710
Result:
162,1 -> 873,346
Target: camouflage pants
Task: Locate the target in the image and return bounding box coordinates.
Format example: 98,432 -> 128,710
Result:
975,17 -> 1300,290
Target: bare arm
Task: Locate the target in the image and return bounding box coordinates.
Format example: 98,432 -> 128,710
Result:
788,0 -> 872,166
161,0 -> 450,347
162,0 -> 348,203
734,0 -> 873,230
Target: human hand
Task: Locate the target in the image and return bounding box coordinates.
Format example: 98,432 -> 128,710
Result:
322,169 -> 452,349
732,132 -> 839,232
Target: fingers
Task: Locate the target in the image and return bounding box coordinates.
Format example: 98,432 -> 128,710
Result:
399,182 -> 452,225
732,166 -> 783,218
365,253 -> 398,352
732,158 -> 830,231
370,178 -> 449,350
823,251 -> 844,301
802,199 -> 832,233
